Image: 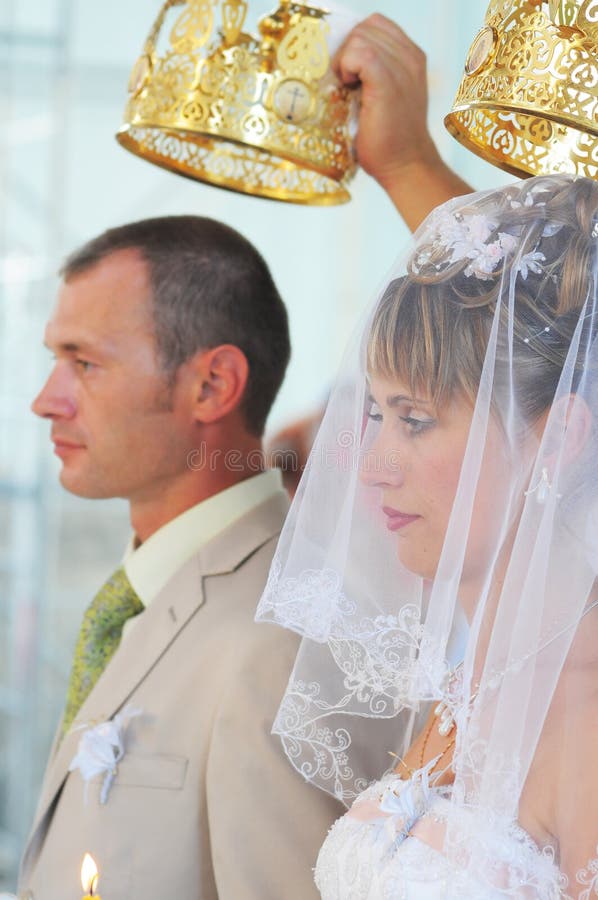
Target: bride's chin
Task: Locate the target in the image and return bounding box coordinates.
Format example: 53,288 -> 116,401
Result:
396,546 -> 439,581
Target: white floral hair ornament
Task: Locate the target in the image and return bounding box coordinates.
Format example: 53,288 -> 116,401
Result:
69,705 -> 142,804
415,208 -> 546,282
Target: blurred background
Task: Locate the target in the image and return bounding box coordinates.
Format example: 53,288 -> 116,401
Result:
0,0 -> 508,888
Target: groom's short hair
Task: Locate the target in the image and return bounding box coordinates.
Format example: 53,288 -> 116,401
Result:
61,216 -> 291,437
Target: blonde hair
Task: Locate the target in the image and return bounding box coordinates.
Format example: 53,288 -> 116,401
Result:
367,176 -> 598,423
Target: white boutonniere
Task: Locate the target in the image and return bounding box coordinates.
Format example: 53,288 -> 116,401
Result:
69,705 -> 142,804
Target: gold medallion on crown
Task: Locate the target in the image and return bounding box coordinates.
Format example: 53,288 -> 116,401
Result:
116,0 -> 358,204
445,0 -> 598,180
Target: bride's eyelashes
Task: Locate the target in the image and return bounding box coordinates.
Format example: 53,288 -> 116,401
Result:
367,403 -> 436,436
398,414 -> 436,435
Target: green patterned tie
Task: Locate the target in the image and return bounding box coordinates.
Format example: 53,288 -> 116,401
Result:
61,567 -> 144,736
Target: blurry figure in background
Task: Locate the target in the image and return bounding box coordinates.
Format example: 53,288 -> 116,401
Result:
267,405 -> 326,497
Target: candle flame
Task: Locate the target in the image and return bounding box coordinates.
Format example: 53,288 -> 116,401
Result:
81,853 -> 99,894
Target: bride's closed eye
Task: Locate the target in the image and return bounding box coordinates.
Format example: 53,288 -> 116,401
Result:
367,401 -> 436,436
399,415 -> 435,435
367,404 -> 383,423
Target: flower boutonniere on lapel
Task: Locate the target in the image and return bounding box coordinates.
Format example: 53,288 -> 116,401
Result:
69,705 -> 142,804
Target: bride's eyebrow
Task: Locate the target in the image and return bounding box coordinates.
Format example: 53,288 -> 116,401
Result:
387,393 -> 431,408
366,390 -> 432,408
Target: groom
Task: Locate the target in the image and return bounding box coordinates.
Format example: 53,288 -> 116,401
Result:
21,215 -> 346,900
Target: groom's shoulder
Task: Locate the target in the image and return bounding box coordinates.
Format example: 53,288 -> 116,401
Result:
199,489 -> 289,571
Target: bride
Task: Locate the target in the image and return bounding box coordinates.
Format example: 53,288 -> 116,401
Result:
257,174 -> 598,897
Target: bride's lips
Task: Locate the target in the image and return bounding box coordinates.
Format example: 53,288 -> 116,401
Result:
382,506 -> 421,532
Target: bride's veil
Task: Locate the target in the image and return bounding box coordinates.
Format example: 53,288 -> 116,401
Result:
257,174 -> 598,895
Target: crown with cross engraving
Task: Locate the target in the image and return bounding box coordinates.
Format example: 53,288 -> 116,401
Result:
445,0 -> 598,180
116,0 -> 358,205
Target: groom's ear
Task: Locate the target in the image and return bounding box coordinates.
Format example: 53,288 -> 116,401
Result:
543,393 -> 592,468
188,345 -> 250,425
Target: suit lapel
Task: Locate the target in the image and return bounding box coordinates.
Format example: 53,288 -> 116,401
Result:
23,490 -> 289,867
197,489 -> 288,574
25,552 -> 205,859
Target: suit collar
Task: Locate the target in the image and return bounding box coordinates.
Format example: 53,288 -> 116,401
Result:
124,469 -> 284,605
197,489 -> 288,575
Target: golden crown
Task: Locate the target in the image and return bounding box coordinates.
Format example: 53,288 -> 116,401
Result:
116,0 -> 358,205
445,0 -> 598,179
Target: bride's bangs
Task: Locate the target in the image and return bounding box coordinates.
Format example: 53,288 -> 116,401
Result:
366,275 -> 488,407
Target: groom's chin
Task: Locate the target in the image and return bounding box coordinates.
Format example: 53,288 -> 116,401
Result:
58,468 -> 114,500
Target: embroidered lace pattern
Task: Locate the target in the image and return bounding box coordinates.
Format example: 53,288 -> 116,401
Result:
261,565 -> 453,800
562,847 -> 598,900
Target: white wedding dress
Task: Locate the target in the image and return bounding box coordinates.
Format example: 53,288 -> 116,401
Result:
314,770 -> 591,899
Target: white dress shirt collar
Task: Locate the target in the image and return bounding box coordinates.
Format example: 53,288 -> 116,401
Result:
123,468 -> 284,608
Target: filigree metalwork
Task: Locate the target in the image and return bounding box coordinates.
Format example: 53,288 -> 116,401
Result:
117,0 -> 357,204
445,0 -> 598,180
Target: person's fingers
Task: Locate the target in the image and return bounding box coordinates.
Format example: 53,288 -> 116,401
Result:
355,14 -> 417,57
345,12 -> 414,50
335,38 -> 386,87
335,34 -> 411,88
332,15 -> 425,87
363,20 -> 426,77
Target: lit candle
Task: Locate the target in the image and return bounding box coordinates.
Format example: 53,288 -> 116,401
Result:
81,853 -> 102,899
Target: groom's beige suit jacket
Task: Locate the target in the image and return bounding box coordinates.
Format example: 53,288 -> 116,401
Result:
19,485 -> 342,900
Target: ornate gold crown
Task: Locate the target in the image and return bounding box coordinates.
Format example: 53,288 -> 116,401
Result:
116,0 -> 358,204
445,0 -> 598,179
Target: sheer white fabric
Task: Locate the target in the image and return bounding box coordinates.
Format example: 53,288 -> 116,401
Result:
257,175 -> 598,895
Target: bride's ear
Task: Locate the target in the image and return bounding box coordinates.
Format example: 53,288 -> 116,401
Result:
543,393 -> 592,468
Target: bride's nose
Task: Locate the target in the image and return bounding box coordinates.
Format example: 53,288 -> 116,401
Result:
359,443 -> 403,488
